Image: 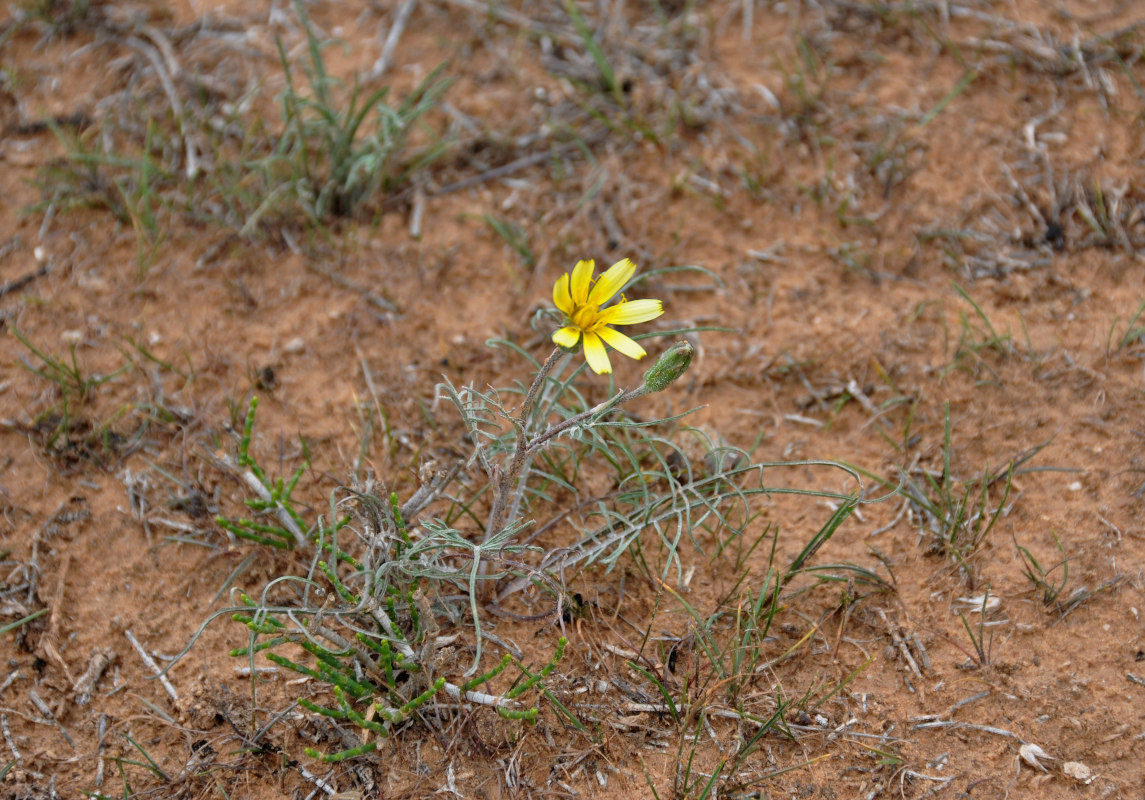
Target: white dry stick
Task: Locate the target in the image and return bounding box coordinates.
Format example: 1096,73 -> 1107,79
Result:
368,0 -> 418,81
29,689 -> 74,747
409,183 -> 426,239
125,36 -> 200,179
124,630 -> 179,702
0,670 -> 20,697
138,24 -> 181,79
233,666 -> 279,677
73,648 -> 116,706
298,764 -> 338,795
1,713 -> 19,762
845,379 -> 881,416
440,681 -> 517,710
96,713 -> 107,787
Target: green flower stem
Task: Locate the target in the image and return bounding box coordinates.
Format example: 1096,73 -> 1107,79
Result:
484,346 -> 653,544
522,383 -> 651,460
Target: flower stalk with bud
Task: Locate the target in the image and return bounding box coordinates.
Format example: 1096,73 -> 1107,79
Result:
483,262 -> 687,543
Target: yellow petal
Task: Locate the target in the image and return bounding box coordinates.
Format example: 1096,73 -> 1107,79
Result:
596,298 -> 664,326
553,273 -> 574,316
552,326 -> 581,348
597,326 -> 647,360
570,259 -> 594,305
581,331 -> 612,374
587,258 -> 636,306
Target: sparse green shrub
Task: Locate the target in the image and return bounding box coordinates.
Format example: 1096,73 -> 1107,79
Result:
245,1 -> 451,226
179,258 -> 879,776
32,0 -> 451,251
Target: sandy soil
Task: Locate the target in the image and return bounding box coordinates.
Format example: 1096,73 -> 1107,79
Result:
1,1 -> 1143,798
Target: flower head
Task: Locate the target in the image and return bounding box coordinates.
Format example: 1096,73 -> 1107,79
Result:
552,258 -> 664,374
643,341 -> 694,392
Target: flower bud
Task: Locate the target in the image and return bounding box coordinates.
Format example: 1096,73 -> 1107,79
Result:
642,342 -> 694,392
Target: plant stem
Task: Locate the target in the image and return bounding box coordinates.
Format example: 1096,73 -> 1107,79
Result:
485,349 -> 655,545
523,384 -> 649,459
484,348 -> 563,542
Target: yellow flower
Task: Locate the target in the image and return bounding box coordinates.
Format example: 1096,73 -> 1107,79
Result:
551,258 -> 664,375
